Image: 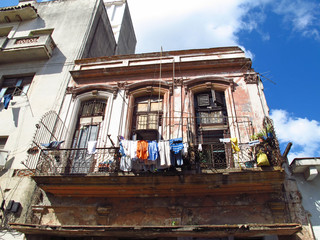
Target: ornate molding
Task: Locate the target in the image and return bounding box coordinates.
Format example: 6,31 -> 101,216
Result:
113,89 -> 118,99
244,73 -> 259,84
117,81 -> 127,90
174,78 -> 183,86
67,84 -> 116,99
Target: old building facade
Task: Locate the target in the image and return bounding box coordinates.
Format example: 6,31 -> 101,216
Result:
289,157 -> 320,239
0,0 -> 135,239
8,47 -> 314,239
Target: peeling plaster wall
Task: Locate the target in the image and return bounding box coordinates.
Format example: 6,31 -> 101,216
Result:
34,193 -> 287,227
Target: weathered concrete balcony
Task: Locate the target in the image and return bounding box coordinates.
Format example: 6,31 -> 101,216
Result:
0,34 -> 55,63
31,141 -> 284,198
27,111 -> 284,198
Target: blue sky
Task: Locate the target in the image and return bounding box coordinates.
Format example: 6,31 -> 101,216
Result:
1,0 -> 320,162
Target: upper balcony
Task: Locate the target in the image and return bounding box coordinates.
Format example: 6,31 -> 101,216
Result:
0,34 -> 55,63
27,113 -> 284,198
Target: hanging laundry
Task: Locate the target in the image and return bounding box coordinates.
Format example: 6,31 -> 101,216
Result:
148,141 -> 158,161
41,140 -> 64,149
119,140 -> 132,171
3,94 -> 13,109
171,151 -> 183,166
248,140 -> 260,146
158,140 -> 171,168
119,141 -> 126,156
121,139 -> 130,156
230,138 -> 240,152
0,87 -> 7,103
120,155 -> 132,171
87,141 -> 97,154
169,138 -> 184,154
128,140 -> 138,160
137,140 -> 149,161
169,138 -> 184,166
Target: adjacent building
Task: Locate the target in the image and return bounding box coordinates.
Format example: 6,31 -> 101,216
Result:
289,157 -> 320,239
8,47 -> 314,239
0,0 -> 135,239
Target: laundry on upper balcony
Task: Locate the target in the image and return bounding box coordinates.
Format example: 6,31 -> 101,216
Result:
41,140 -> 64,149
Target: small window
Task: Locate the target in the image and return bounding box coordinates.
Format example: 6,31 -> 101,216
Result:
0,75 -> 34,97
0,136 -> 8,150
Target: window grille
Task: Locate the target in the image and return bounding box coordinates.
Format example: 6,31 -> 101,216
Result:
79,99 -> 106,117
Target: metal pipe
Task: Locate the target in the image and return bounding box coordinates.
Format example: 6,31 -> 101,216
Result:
282,142 -> 292,158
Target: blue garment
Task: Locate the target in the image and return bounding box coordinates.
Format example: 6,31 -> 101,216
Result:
170,151 -> 183,166
3,94 -> 12,109
41,140 -> 64,149
169,138 -> 184,166
169,137 -> 184,154
119,141 -> 126,156
148,141 -> 158,161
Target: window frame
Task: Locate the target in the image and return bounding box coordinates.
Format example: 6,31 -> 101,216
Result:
132,95 -> 163,140
71,99 -> 107,149
194,90 -> 227,126
0,75 -> 34,97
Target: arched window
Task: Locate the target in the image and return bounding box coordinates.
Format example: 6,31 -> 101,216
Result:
70,99 -> 107,173
194,89 -> 229,169
132,95 -> 163,141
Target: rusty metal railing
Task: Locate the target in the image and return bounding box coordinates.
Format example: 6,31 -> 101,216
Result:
33,139 -> 281,175
35,147 -> 119,174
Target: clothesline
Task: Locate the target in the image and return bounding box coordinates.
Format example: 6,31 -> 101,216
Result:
119,138 -> 188,172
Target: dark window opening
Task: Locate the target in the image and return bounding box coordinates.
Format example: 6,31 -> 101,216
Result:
195,90 -> 229,169
194,90 -> 227,125
0,136 -> 8,150
0,75 -> 34,97
132,96 -> 163,141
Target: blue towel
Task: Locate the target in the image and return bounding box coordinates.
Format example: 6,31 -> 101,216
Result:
4,94 -> 12,109
169,137 -> 184,154
41,140 -> 64,149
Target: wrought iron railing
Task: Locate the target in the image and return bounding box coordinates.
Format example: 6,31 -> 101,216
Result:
28,112 -> 282,175
33,139 -> 281,175
36,147 -> 119,174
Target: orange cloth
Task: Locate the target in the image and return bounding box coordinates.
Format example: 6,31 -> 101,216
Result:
137,140 -> 149,161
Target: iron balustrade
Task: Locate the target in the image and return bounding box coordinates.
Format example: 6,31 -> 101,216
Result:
34,142 -> 281,175
28,113 -> 282,175
36,147 -> 119,174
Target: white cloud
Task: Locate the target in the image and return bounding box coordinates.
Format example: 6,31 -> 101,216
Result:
128,0 -> 261,53
270,109 -> 320,163
274,0 -> 320,35
128,0 -> 320,53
